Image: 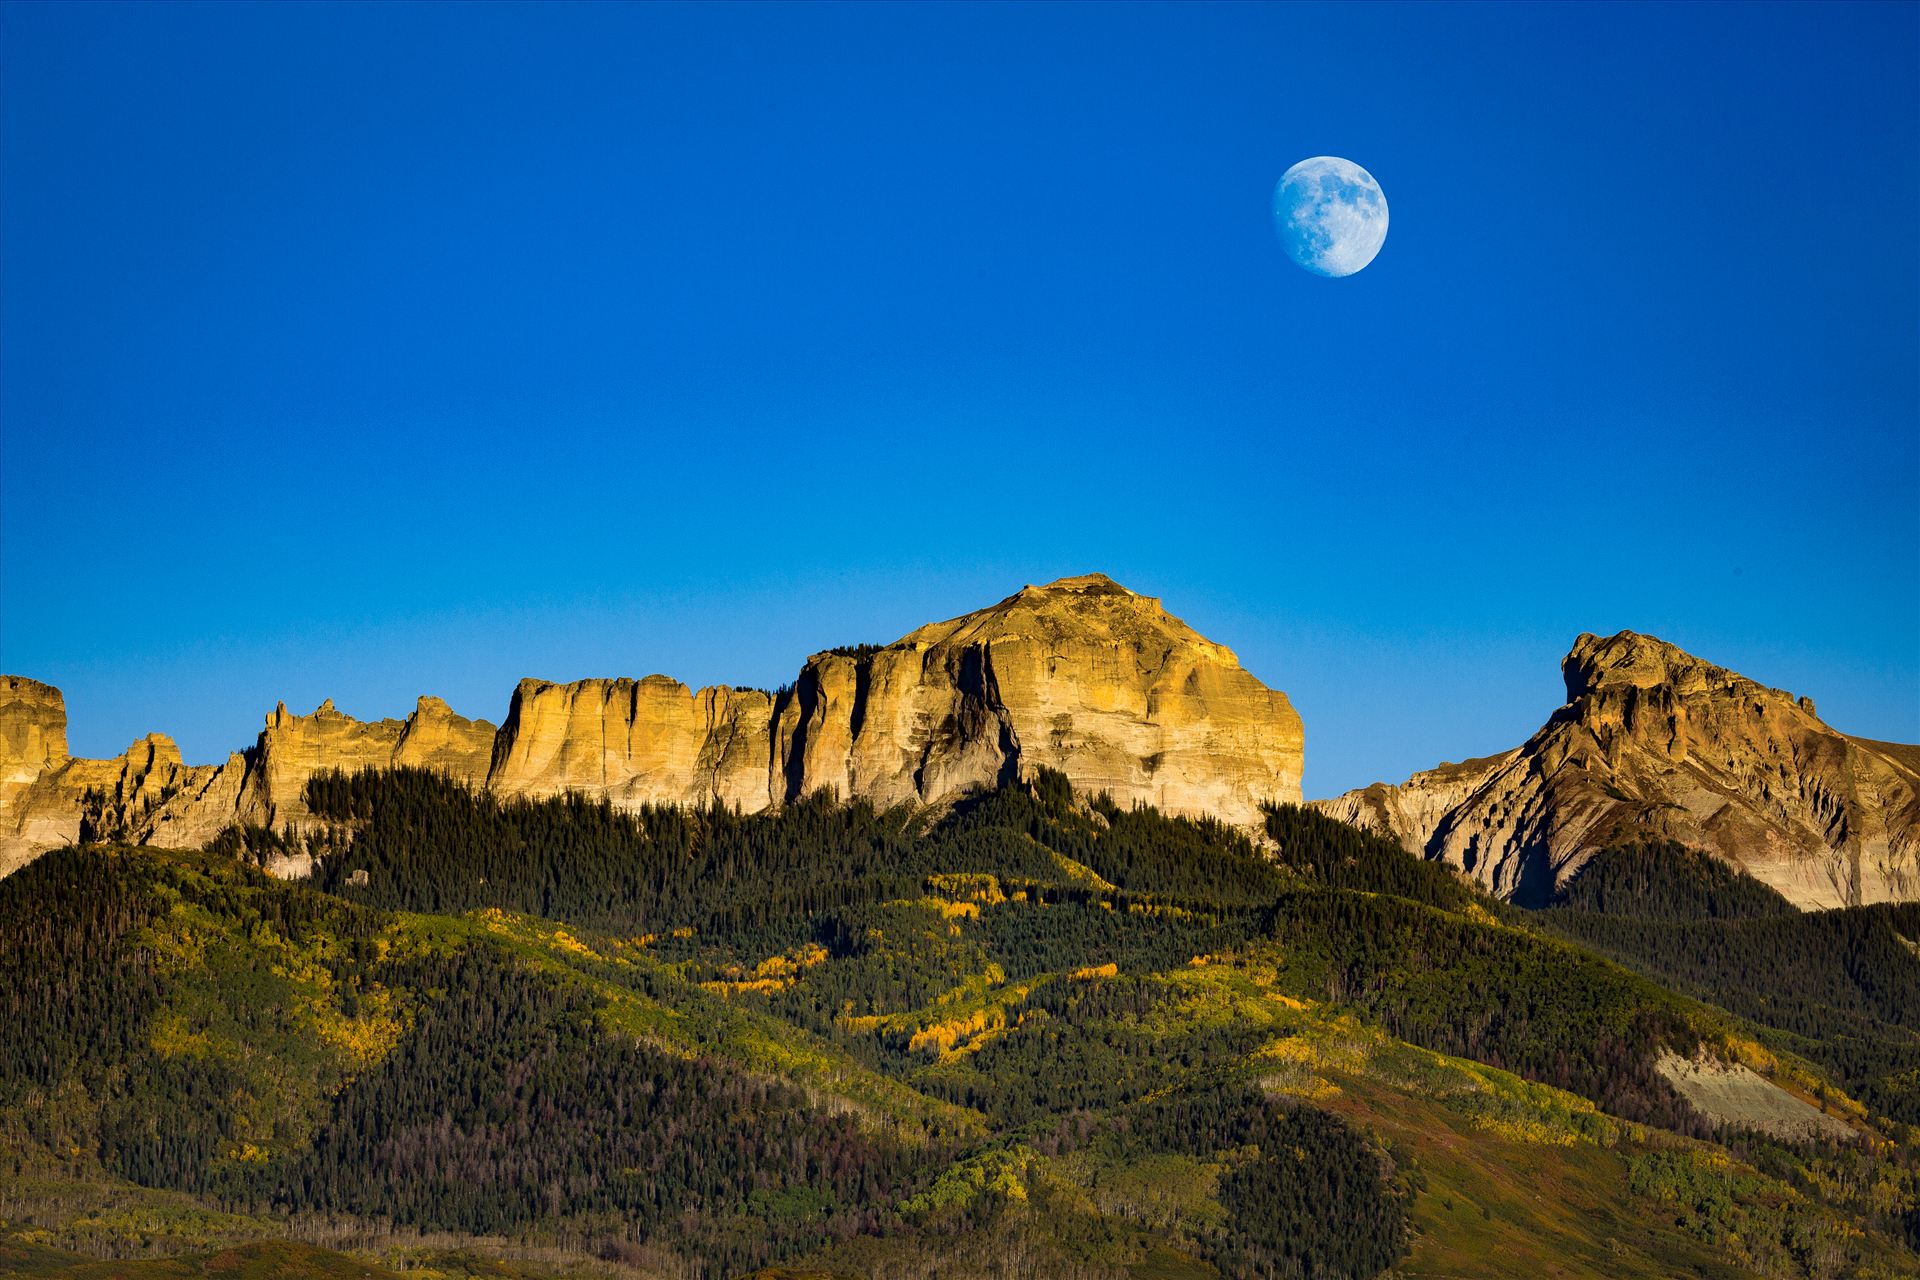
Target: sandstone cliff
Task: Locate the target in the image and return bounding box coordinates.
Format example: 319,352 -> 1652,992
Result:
1316,631 -> 1920,909
482,574 -> 1301,818
772,574 -> 1302,818
0,575 -> 1303,874
1,677 -> 82,875
0,687 -> 498,877
489,678 -> 776,811
0,676 -> 67,784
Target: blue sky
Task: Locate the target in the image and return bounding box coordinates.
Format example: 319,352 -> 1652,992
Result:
2,1 -> 1915,798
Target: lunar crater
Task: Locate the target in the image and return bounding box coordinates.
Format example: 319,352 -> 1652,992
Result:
1274,155 -> 1388,278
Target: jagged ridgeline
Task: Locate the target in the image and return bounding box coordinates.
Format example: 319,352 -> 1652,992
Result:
6,766 -> 1919,1280
1317,631 -> 1920,910
0,574 -> 1307,877
7,575 -> 1916,913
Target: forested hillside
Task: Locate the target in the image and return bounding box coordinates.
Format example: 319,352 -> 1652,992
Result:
1537,842 -> 1920,1127
3,770 -> 1917,1280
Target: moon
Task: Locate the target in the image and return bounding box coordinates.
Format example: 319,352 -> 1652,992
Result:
1273,156 -> 1388,278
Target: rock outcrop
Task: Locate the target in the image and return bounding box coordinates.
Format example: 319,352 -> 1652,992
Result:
0,684 -> 503,877
489,678 -> 777,811
0,575 -> 1303,875
0,675 -> 239,876
0,676 -> 68,784
1316,631 -> 1920,909
253,696 -> 498,831
772,574 -> 1302,819
1,677 -> 81,874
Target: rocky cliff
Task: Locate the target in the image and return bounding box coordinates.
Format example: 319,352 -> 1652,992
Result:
775,573 -> 1303,816
0,575 -> 1303,875
488,678 -> 777,811
0,685 -> 501,878
1316,631 -> 1920,909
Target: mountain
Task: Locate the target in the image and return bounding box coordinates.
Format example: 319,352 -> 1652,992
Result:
5,770 -> 1916,1279
0,574 -> 1303,876
1316,630 -> 1920,909
1531,840 -> 1920,1126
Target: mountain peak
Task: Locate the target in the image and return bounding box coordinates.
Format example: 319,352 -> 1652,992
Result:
1322,632 -> 1918,908
1566,630 -> 1738,697
1562,630 -> 1811,714
1019,572 -> 1136,596
994,573 -> 1162,620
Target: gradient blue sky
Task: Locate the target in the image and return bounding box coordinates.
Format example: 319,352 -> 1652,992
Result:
2,1 -> 1916,798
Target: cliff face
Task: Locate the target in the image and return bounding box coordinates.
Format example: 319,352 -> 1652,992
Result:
1,677 -> 80,875
254,696 -> 498,830
0,688 -> 499,877
0,575 -> 1303,874
0,677 -> 67,784
488,678 -> 776,811
773,574 -> 1303,819
1316,631 -> 1920,909
0,674 -> 233,876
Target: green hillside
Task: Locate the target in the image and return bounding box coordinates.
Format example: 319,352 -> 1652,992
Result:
3,769 -> 1916,1279
1537,841 -> 1920,1127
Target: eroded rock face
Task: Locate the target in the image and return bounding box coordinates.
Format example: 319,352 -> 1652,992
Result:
0,574 -> 1304,874
255,696 -> 497,831
1316,631 -> 1920,909
492,575 -> 1302,818
1,677 -> 78,875
0,690 -> 498,876
0,677 -> 236,876
0,676 -> 68,784
1653,1052 -> 1855,1142
773,574 -> 1303,819
489,678 -> 775,812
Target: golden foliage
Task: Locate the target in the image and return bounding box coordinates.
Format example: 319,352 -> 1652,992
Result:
149,1013 -> 213,1060
702,941 -> 832,996
908,1005 -> 1008,1056
926,873 -> 1007,904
